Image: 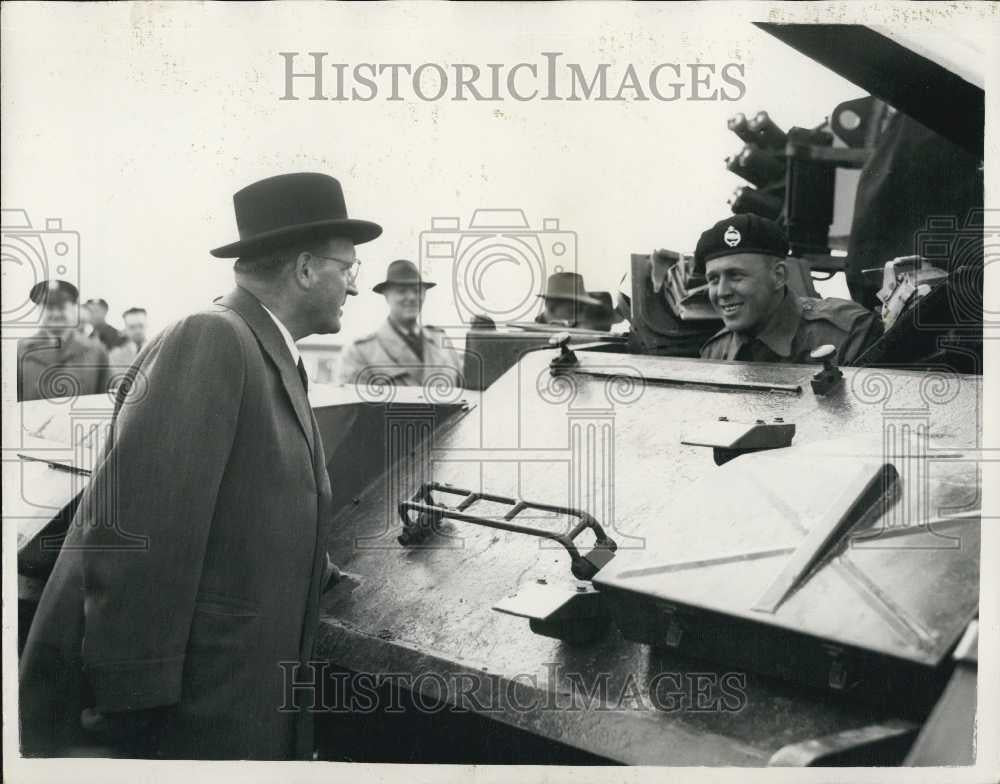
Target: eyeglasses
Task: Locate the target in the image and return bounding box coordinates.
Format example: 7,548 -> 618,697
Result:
313,254 -> 361,284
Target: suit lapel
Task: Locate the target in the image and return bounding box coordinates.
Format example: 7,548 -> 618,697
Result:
216,287 -> 316,458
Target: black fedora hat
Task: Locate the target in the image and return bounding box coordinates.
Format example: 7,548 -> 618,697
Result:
372,259 -> 436,294
536,272 -> 601,306
584,290 -> 625,328
210,172 -> 382,258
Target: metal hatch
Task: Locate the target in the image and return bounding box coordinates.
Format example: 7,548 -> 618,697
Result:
594,436 -> 980,674
754,23 -> 985,157
324,346 -> 979,713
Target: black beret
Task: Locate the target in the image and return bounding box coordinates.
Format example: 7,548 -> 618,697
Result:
29,279 -> 79,305
694,214 -> 789,271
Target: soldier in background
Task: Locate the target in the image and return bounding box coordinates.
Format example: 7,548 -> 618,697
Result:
579,291 -> 625,332
697,214 -> 882,365
83,298 -> 124,351
338,259 -> 462,388
533,272 -> 601,327
17,280 -> 110,401
108,307 -> 149,367
77,301 -> 97,341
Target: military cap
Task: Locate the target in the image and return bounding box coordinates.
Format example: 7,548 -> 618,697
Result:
29,279 -> 79,305
84,297 -> 109,309
694,213 -> 789,271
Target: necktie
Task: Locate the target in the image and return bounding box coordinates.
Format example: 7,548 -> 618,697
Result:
297,357 -> 309,394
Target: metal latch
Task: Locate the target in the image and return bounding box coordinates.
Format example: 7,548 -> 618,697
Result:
822,644 -> 851,691
809,344 -> 843,396
659,604 -> 685,649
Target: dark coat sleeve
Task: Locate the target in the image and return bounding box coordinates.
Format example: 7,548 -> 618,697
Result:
839,310 -> 884,367
79,313 -> 246,712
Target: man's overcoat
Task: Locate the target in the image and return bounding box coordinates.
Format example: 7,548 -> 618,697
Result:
20,286 -> 333,759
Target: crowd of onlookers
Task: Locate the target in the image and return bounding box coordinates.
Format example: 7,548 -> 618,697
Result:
15,280 -> 148,402
79,298 -> 149,366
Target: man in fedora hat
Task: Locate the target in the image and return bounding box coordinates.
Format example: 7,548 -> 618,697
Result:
337,259 -> 463,388
534,271 -> 602,328
20,172 -> 381,760
578,291 -> 625,332
17,279 -> 111,401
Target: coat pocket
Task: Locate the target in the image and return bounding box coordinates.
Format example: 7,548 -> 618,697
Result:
194,592 -> 260,618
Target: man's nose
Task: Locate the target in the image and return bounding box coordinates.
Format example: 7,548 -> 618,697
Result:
346,282 -> 359,297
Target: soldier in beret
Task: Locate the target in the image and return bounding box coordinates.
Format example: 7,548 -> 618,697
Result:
337,259 -> 463,388
696,214 -> 882,365
17,280 -> 110,402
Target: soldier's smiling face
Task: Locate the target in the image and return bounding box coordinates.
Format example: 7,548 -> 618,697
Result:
706,253 -> 787,335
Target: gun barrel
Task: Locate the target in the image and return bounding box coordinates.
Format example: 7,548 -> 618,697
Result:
727,112 -> 756,144
749,111 -> 788,149
725,144 -> 786,187
729,186 -> 783,220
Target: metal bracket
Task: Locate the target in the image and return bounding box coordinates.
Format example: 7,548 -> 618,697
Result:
681,417 -> 796,466
549,345 -> 802,396
494,580 -> 612,644
751,462 -> 898,615
398,482 -> 617,580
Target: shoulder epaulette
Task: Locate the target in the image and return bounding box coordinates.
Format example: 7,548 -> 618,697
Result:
798,296 -> 869,331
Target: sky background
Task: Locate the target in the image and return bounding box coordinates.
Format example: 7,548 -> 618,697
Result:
1,3 -> 990,346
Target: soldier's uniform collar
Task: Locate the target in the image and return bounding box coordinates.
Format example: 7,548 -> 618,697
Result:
752,289 -> 801,358
387,316 -> 423,341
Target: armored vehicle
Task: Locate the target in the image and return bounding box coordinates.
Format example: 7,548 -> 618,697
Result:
12,23 -> 985,767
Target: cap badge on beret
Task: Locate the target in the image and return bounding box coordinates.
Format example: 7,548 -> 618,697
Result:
723,225 -> 741,248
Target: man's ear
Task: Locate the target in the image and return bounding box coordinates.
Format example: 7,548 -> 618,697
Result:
772,258 -> 788,290
294,252 -> 313,288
